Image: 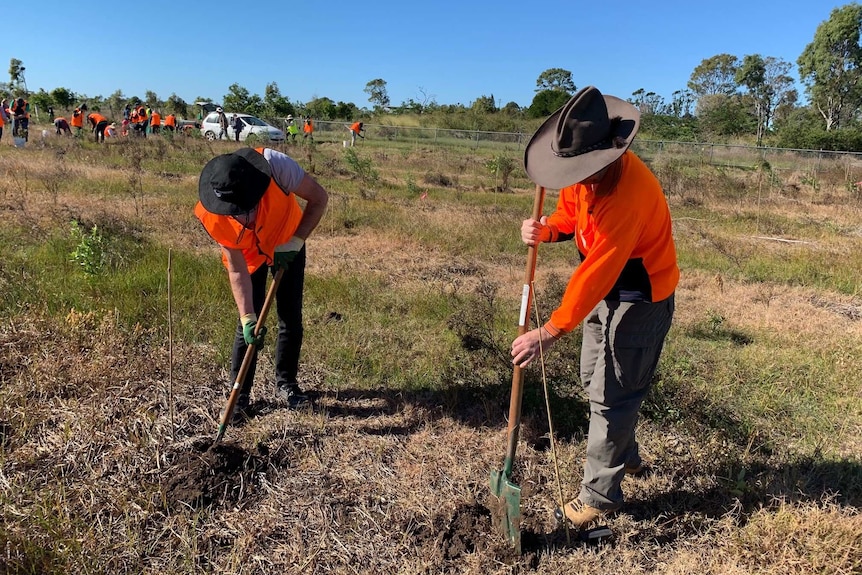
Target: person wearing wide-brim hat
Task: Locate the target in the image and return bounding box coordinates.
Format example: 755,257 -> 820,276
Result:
510,86 -> 679,531
194,146 -> 329,420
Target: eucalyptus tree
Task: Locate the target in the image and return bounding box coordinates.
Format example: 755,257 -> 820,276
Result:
736,55 -> 796,144
688,54 -> 739,99
798,3 -> 862,130
263,82 -> 294,118
8,58 -> 25,93
535,68 -> 576,94
364,79 -> 390,111
223,83 -> 263,115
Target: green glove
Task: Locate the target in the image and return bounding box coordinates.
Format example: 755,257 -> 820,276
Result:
240,313 -> 266,347
273,236 -> 304,270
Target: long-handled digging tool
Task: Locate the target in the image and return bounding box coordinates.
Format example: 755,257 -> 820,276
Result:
213,267 -> 285,444
490,184 -> 545,555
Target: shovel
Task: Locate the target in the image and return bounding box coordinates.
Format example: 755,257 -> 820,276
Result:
490,184 -> 545,554
214,267 -> 285,444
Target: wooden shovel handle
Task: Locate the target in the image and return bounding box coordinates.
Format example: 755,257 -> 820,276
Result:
214,267 -> 286,442
503,185 -> 545,473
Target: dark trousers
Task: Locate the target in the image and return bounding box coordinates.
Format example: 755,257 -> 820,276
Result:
13,118 -> 28,140
95,121 -> 108,142
230,247 -> 306,395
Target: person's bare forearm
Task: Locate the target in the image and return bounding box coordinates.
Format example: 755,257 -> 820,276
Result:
224,248 -> 254,316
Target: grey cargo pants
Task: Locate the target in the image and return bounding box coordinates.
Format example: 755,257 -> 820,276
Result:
578,294 -> 674,511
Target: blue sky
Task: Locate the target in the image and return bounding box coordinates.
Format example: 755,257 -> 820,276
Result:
3,1 -> 848,110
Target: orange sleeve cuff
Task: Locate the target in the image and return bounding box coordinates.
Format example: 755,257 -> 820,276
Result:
543,321 -> 565,339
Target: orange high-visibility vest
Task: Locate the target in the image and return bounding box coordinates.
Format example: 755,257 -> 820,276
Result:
12,100 -> 29,119
71,109 -> 84,128
303,119 -> 313,133
350,121 -> 362,134
150,112 -> 161,126
88,113 -> 108,125
194,148 -> 304,274
164,114 -> 176,127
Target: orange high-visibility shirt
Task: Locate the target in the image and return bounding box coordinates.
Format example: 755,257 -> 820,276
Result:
541,151 -> 679,337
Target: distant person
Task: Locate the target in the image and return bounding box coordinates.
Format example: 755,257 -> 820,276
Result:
232,114 -> 243,142
286,115 -> 299,143
510,86 -> 678,532
150,109 -> 161,134
11,97 -> 30,141
104,122 -> 117,138
303,117 -> 313,143
216,107 -> 229,140
348,121 -> 364,146
71,105 -> 86,137
131,104 -> 148,137
194,147 -> 330,421
164,113 -> 177,133
123,104 -> 131,121
47,106 -> 54,122
0,98 -> 8,142
87,111 -> 110,143
54,116 -> 72,136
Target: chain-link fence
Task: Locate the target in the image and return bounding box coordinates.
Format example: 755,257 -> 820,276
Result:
268,116 -> 862,186
272,119 -> 529,151
630,139 -> 862,177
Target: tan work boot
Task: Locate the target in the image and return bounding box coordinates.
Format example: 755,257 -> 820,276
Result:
556,500 -> 604,529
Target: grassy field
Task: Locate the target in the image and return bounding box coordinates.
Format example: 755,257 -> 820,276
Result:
0,128 -> 860,574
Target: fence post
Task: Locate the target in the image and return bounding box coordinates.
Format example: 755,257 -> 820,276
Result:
710,144 -> 715,164
474,130 -> 479,149
434,128 -> 438,144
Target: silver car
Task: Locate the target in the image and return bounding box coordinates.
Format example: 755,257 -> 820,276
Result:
200,112 -> 285,142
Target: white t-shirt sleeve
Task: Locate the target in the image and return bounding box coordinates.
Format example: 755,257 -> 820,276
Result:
263,148 -> 306,191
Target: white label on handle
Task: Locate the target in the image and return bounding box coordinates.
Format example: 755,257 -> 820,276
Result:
518,284 -> 530,327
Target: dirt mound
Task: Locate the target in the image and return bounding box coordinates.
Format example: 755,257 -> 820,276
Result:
412,503 -> 495,561
160,439 -> 270,509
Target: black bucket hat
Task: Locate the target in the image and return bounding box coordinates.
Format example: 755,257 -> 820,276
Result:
524,86 -> 640,190
198,148 -> 271,215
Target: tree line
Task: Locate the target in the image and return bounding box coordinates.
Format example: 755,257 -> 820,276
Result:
3,4 -> 862,151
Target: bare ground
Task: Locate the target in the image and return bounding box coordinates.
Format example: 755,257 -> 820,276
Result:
1,139 -> 860,574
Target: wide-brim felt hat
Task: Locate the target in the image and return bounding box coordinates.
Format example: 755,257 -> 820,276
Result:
198,148 -> 271,215
524,86 -> 640,190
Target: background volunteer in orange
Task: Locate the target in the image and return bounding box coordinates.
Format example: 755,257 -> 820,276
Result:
150,110 -> 161,134
87,111 -> 110,143
303,117 -> 314,142
348,121 -> 364,145
511,86 -> 679,531
195,147 -> 329,421
71,104 -> 86,137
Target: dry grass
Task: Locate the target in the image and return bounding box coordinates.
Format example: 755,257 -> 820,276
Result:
0,134 -> 860,574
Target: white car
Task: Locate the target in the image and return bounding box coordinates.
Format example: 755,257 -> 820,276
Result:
200,112 -> 285,142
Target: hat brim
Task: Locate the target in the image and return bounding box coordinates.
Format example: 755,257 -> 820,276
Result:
524,95 -> 640,190
198,148 -> 272,216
